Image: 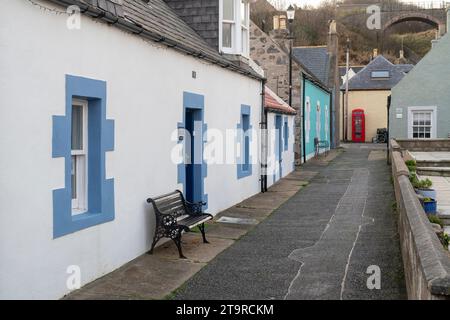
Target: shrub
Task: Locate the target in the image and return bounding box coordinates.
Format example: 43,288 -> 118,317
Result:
409,173 -> 433,189
405,160 -> 417,172
428,215 -> 443,227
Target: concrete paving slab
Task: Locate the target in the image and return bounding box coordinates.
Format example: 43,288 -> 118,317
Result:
216,216 -> 258,225
154,233 -> 234,264
65,254 -> 204,300
219,206 -> 272,220
411,152 -> 450,161
203,223 -> 251,240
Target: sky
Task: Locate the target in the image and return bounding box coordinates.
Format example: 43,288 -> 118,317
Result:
267,0 -> 446,9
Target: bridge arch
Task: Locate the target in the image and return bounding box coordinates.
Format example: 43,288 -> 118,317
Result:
382,12 -> 445,35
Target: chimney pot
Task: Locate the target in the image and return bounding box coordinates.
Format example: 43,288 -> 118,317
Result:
329,20 -> 337,34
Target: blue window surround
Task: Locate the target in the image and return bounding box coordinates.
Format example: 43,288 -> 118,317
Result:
237,105 -> 252,179
177,92 -> 208,210
52,75 -> 115,238
283,117 -> 288,151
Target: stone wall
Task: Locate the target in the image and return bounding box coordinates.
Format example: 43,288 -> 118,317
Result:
250,22 -> 303,163
390,139 -> 450,299
395,139 -> 450,152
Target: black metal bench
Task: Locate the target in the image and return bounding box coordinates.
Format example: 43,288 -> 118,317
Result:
147,190 -> 212,259
314,137 -> 329,157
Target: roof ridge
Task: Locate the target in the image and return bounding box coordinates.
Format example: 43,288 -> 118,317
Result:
293,45 -> 327,48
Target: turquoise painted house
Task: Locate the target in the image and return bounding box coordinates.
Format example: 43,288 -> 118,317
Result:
389,14 -> 450,139
302,76 -> 332,161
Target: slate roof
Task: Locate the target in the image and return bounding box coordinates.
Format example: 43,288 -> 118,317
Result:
341,55 -> 413,91
264,86 -> 296,115
47,0 -> 262,80
292,46 -> 330,85
339,66 -> 364,78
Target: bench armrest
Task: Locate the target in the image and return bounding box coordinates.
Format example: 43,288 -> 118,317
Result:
185,200 -> 206,215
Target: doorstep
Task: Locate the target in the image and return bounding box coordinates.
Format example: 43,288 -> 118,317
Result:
63,150 -> 339,300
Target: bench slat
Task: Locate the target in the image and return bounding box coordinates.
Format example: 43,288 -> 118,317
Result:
158,200 -> 184,213
178,214 -> 212,228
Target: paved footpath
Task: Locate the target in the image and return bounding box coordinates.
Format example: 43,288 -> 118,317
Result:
174,145 -> 406,300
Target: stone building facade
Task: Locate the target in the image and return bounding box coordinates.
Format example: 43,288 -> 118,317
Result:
250,22 -> 304,163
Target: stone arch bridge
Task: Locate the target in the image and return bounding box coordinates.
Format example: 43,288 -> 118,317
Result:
337,2 -> 448,38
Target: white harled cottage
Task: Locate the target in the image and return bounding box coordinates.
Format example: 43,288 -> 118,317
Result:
0,0 -> 300,299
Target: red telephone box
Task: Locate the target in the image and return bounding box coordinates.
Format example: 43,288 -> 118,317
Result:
352,109 -> 365,142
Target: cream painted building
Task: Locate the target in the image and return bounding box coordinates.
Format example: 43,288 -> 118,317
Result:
340,56 -> 413,142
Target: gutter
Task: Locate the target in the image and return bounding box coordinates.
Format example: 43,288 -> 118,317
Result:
265,107 -> 296,116
46,0 -> 264,81
302,74 -> 307,164
260,79 -> 268,193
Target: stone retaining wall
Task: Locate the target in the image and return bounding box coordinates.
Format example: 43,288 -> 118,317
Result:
390,139 -> 450,299
395,139 -> 450,152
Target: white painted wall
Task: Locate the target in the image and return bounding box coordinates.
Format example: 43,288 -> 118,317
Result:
266,112 -> 296,188
0,0 -> 262,299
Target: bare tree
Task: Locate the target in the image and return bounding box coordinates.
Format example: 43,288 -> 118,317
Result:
267,0 -> 287,10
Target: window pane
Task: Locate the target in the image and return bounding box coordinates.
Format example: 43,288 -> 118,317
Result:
223,0 -> 234,20
72,105 -> 83,150
241,1 -> 248,25
242,114 -> 250,171
371,71 -> 390,78
241,28 -> 248,53
71,156 -> 77,199
222,23 -> 232,48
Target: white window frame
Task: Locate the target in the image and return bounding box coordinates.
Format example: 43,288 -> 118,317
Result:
407,106 -> 437,139
219,0 -> 250,56
240,0 -> 250,56
71,99 -> 88,214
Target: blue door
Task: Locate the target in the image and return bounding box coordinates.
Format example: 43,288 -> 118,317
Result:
185,108 -> 203,203
275,115 -> 283,180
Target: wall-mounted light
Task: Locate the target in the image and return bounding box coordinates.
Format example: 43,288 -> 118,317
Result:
177,125 -> 185,141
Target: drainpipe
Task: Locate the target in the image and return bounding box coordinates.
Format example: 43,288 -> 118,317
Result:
329,92 -> 332,146
260,80 -> 268,193
341,90 -> 345,141
302,74 -> 307,164
387,95 -> 391,165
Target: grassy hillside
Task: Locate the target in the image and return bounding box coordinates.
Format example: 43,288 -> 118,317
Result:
251,0 -> 435,65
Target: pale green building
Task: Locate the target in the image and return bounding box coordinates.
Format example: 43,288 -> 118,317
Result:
389,13 -> 450,139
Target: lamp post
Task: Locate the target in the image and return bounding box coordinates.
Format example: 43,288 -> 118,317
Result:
344,37 -> 350,141
286,5 -> 295,107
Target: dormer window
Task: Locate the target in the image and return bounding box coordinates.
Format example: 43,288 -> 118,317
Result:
220,0 -> 250,56
371,70 -> 390,79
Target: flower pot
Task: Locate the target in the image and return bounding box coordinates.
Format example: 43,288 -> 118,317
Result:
415,188 -> 437,200
422,199 -> 437,214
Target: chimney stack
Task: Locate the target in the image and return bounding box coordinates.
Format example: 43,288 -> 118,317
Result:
399,49 -> 404,59
373,48 -> 378,58
270,15 -> 289,42
273,15 -> 287,31
327,20 -> 338,54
